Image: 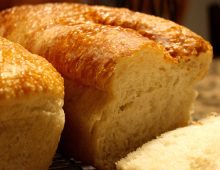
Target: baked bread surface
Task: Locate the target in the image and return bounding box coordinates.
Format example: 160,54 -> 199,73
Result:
0,3 -> 211,89
0,3 -> 212,170
0,36 -> 63,102
0,36 -> 64,170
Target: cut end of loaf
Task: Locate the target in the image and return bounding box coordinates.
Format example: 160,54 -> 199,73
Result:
61,44 -> 211,170
61,43 -> 211,170
91,46 -> 212,169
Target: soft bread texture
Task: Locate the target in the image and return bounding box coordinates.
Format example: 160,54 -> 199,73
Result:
0,36 -> 64,170
116,115 -> 220,170
0,3 -> 212,170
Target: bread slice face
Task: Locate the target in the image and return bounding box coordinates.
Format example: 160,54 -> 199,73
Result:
0,3 -> 212,170
62,45 -> 211,170
116,115 -> 220,170
0,37 -> 64,170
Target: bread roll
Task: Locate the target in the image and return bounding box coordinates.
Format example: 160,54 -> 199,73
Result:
117,114 -> 220,170
0,36 -> 64,170
0,3 -> 212,169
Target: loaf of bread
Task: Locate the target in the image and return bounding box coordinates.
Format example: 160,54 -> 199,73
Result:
117,114 -> 220,170
0,3 -> 212,170
0,36 -> 64,170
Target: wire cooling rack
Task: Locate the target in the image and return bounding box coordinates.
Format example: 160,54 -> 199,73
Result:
49,153 -> 95,170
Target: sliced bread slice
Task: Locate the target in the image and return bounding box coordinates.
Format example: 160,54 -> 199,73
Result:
117,114 -> 220,170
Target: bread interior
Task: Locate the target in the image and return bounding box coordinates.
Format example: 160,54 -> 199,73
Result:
62,47 -> 210,170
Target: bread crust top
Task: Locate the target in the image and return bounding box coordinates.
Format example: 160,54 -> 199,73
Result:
88,5 -> 211,58
0,3 -> 212,89
0,37 -> 64,101
0,3 -> 211,58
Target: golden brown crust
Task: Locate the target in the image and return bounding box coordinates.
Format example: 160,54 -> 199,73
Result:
0,4 -> 162,90
0,3 -> 211,58
32,25 -> 160,90
0,3 -> 212,89
87,5 -> 211,58
0,36 -> 64,101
